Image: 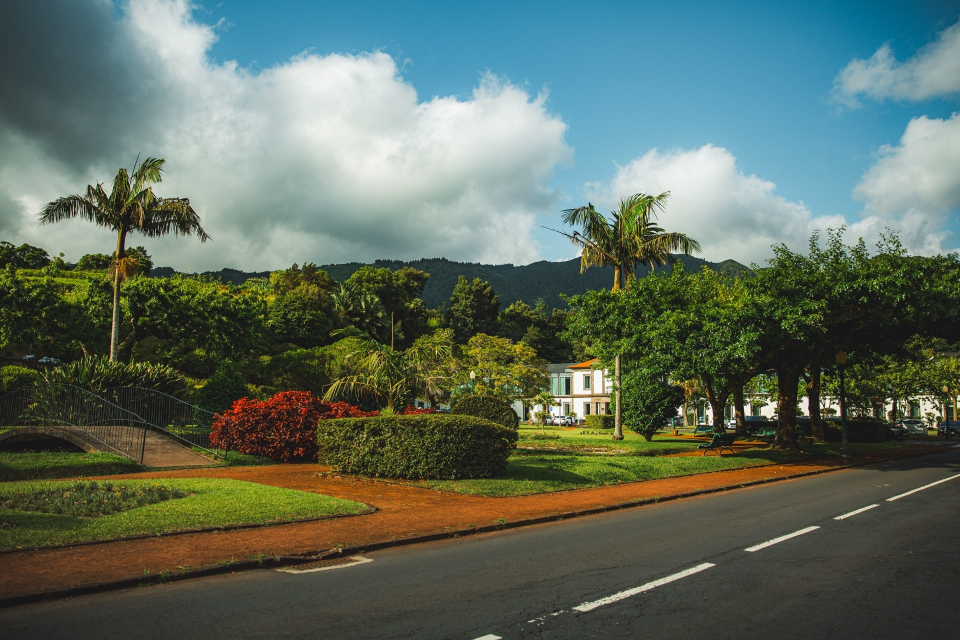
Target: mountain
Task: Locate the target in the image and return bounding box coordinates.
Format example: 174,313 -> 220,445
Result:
154,256 -> 751,310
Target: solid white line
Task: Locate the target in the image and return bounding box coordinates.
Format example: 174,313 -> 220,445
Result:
471,635 -> 502,640
835,504 -> 879,520
276,556 -> 372,574
744,526 -> 820,552
572,563 -> 715,613
886,474 -> 960,502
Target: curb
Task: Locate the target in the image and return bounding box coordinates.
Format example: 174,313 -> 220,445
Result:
0,445 -> 946,609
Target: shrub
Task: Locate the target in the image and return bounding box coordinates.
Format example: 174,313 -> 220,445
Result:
823,420 -> 885,443
43,356 -> 186,396
210,391 -> 372,462
0,366 -> 41,395
400,405 -> 437,415
451,395 -> 519,430
317,414 -> 518,479
585,414 -> 615,430
194,360 -> 248,414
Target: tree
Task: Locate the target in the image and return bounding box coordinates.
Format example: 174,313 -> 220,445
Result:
39,156 -> 210,361
622,369 -> 685,441
448,276 -> 500,343
323,332 -> 453,411
331,282 -> 390,343
75,252 -> 113,271
0,242 -> 51,269
457,333 -> 548,405
558,193 -> 700,439
347,266 -> 430,348
124,246 -> 153,277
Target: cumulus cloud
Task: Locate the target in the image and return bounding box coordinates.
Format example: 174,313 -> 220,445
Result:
585,144 -> 954,265
832,18 -> 960,107
0,0 -> 571,270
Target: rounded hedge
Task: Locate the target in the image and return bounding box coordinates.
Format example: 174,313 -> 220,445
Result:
451,395 -> 519,430
317,414 -> 518,479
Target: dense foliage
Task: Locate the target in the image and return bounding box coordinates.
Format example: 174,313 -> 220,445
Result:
317,414 -> 517,479
0,365 -> 42,395
210,391 -> 372,462
584,415 -> 614,429
452,395 -> 520,430
42,356 -> 187,396
194,360 -> 249,414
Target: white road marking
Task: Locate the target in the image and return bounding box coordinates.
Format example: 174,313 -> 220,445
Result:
744,526 -> 820,552
572,563 -> 715,613
886,474 -> 960,502
835,504 -> 879,520
471,635 -> 502,640
276,556 -> 372,574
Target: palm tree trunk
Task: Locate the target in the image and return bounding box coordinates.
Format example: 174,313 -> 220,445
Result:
613,353 -> 624,440
109,229 -> 127,362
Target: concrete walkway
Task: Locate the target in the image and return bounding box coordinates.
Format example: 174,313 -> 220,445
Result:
140,430 -> 211,468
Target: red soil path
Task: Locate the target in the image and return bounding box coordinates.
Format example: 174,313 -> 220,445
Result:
0,444 -> 944,602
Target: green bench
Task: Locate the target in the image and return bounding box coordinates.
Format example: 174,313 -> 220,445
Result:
693,424 -> 716,436
698,433 -> 737,456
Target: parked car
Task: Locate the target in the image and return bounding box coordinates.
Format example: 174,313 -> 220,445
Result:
937,421 -> 960,437
552,415 -> 574,427
884,423 -> 908,441
897,418 -> 926,436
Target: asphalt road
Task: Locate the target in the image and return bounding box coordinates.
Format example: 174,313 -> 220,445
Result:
4,446 -> 959,639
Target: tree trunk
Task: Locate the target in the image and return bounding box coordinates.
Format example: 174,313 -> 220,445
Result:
732,382 -> 747,435
775,364 -> 801,449
613,353 -> 624,440
109,230 -> 127,362
702,374 -> 729,433
808,367 -> 824,442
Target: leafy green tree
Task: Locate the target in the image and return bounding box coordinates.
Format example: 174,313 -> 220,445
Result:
0,242 -> 51,269
456,333 -> 548,405
347,266 -> 430,347
331,282 -> 390,342
195,360 -> 248,414
75,253 -> 113,271
271,262 -> 335,295
39,156 -> 210,361
267,288 -> 335,349
0,265 -> 77,359
622,368 -> 685,441
559,193 -> 700,439
124,246 -> 153,276
448,276 -> 500,344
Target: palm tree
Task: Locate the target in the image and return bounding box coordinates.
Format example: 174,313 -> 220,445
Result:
323,332 -> 452,411
39,157 -> 210,361
557,192 -> 700,439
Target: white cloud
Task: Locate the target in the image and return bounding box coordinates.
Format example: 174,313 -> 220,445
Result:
0,0 -> 571,270
586,143 -> 955,265
832,18 -> 960,107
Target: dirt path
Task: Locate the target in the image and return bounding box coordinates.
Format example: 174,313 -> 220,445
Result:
0,444 -> 944,602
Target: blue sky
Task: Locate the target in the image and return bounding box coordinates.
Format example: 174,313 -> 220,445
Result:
1,0 -> 958,270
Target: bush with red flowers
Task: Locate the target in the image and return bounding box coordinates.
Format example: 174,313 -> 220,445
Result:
400,405 -> 437,415
210,391 -> 372,462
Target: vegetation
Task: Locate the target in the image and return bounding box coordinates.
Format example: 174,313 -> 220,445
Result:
318,415 -> 518,479
0,478 -> 368,550
0,365 -> 42,395
452,395 -> 520,430
39,156 -> 210,361
2,480 -> 186,518
0,451 -> 144,482
194,360 -> 248,414
42,355 -> 187,396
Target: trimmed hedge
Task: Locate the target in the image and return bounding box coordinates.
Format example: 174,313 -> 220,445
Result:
317,415 -> 518,479
452,395 -> 519,430
0,366 -> 41,395
585,414 -> 614,430
210,391 -> 373,462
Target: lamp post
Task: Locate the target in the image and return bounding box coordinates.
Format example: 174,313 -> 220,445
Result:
836,351 -> 848,458
469,370 -> 476,394
943,385 -> 951,440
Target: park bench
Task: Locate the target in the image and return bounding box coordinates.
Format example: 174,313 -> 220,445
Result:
693,424 -> 715,436
698,433 -> 737,456
754,425 -> 777,440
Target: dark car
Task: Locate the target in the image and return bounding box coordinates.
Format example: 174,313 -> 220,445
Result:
938,421 -> 960,437
884,423 -> 908,441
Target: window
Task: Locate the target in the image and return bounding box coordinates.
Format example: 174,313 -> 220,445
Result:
561,376 -> 571,396
583,374 -> 591,390
563,403 -> 570,416
551,376 -> 558,395
603,402 -> 610,415
584,403 -> 591,416
910,401 -> 920,418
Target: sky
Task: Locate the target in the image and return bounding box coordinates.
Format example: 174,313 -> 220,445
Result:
0,0 -> 958,272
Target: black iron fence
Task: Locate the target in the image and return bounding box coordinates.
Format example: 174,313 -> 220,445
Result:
105,386 -> 218,452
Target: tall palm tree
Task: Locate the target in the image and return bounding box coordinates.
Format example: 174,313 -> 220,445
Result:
39,157 -> 210,361
557,192 -> 700,439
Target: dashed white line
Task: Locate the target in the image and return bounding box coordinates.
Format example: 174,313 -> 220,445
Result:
471,635 -> 502,640
886,474 -> 960,502
835,504 -> 879,520
744,526 -> 820,552
572,563 -> 715,613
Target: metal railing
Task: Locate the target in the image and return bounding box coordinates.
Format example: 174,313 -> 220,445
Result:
104,386 -> 218,453
0,384 -> 149,462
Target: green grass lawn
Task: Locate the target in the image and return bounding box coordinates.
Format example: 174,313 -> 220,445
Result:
518,425 -> 698,456
0,451 -> 145,482
412,441 -> 907,497
0,478 -> 369,551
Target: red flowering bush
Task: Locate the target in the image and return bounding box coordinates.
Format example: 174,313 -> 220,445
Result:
400,405 -> 437,415
210,391 -> 372,462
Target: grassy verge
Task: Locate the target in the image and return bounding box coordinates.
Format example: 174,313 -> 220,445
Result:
518,425 -> 698,456
190,448 -> 278,467
411,441 -> 909,497
0,452 -> 144,482
0,478 -> 369,551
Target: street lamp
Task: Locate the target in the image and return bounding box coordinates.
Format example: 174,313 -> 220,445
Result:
943,385 -> 951,439
836,351 -> 848,458
469,370 -> 476,394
